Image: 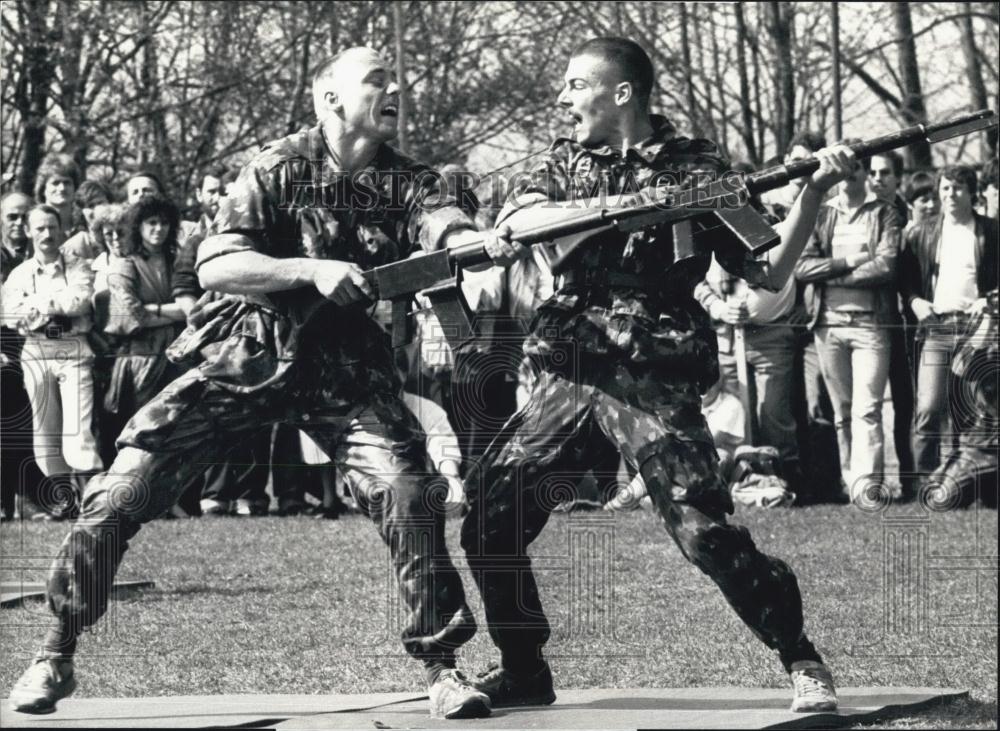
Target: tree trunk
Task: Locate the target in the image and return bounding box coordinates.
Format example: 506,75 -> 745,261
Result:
752,3 -> 765,159
393,2 -> 409,154
17,0 -> 56,195
692,6 -> 718,141
893,3 -> 932,169
709,8 -> 729,156
831,2 -> 843,141
679,3 -> 700,137
765,1 -> 795,155
958,2 -> 994,156
733,3 -> 757,164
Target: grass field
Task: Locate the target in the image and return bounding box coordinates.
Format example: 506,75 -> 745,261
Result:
1,502 -> 996,728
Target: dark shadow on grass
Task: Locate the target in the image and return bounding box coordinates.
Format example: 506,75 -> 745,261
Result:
34,694 -> 429,728
215,689 -> 972,730
847,696 -> 996,730
765,690 -> 970,729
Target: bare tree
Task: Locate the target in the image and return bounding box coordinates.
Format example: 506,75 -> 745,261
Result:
958,2 -> 995,156
893,3 -> 932,168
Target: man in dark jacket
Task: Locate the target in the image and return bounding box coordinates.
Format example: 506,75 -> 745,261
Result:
794,145 -> 901,503
900,165 -> 999,480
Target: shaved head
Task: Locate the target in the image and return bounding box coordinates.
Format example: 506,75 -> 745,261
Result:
312,47 -> 385,118
311,47 -> 399,144
571,37 -> 654,108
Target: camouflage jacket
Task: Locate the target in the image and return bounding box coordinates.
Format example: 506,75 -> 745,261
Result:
500,116 -> 771,390
166,125 -> 476,397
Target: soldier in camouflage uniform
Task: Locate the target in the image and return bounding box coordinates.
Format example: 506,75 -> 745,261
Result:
462,38 -> 855,714
10,47 -> 498,720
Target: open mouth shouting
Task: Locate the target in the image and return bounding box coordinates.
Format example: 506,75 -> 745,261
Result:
381,101 -> 399,118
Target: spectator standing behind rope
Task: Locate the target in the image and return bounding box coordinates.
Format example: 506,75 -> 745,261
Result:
696,162 -> 804,495
904,173 -> 940,233
122,170 -> 165,205
102,196 -> 187,445
61,181 -> 113,261
33,155 -> 87,239
794,143 -> 900,504
67,203 -> 131,468
1,191 -> 47,521
866,150 -> 917,501
981,158 -> 998,219
1,205 -> 103,519
178,164 -> 231,250
900,166 -> 999,481
763,132 -> 843,502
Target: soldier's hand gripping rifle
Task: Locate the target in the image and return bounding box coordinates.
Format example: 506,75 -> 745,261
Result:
353,109 -> 996,352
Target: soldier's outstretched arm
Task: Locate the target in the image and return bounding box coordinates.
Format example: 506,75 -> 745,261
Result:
764,145 -> 855,289
198,235 -> 372,306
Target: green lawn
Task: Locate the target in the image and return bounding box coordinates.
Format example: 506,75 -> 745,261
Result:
1,503 -> 996,728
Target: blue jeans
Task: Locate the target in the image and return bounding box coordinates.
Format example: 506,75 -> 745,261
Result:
814,315 -> 891,493
913,317 -> 972,475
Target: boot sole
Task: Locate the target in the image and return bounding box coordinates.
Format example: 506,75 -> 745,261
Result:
790,700 -> 838,713
10,676 -> 77,714
435,696 -> 492,719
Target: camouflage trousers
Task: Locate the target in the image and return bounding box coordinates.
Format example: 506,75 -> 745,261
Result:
460,360 -> 822,673
43,367 -> 475,663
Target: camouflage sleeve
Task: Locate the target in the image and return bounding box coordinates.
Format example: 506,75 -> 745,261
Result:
386,153 -> 478,254
196,154 -> 289,269
495,146 -> 571,226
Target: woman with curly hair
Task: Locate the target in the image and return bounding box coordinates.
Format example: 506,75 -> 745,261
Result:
75,203 -> 131,465
102,195 -> 187,443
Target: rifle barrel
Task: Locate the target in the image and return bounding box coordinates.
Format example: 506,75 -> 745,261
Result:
445,109 -> 996,269
745,108 -> 996,197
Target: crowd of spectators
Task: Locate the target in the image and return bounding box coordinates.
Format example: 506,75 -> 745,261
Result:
1,140 -> 997,521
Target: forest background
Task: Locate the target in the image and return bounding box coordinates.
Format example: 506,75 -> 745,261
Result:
2,1 -> 998,211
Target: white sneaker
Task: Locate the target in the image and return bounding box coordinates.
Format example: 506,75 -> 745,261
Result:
428,669 -> 491,719
9,655 -> 77,714
199,498 -> 231,516
790,660 -> 838,712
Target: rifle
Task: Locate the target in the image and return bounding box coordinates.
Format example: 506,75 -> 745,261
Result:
349,109 -> 997,352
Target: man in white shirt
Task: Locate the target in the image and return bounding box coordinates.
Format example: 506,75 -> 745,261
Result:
2,205 -> 102,517
901,166 -> 999,476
